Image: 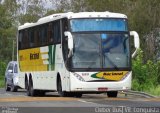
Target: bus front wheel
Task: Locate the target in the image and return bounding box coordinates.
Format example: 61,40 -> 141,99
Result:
57,78 -> 67,97
107,91 -> 118,97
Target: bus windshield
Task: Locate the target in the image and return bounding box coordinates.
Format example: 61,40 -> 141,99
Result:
69,18 -> 130,71
70,18 -> 128,32
71,33 -> 130,70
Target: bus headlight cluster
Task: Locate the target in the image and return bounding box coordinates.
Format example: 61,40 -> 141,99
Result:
121,72 -> 130,80
73,73 -> 85,82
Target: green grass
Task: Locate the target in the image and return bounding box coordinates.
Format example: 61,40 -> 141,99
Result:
0,76 -> 4,88
147,85 -> 160,96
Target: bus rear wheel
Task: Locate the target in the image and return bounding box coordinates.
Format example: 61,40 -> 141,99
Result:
107,91 -> 118,97
27,79 -> 38,96
74,93 -> 82,98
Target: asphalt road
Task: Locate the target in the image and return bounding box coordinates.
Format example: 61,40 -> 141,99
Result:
0,88 -> 160,113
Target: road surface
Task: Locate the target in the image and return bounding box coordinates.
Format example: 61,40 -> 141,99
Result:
0,88 -> 160,113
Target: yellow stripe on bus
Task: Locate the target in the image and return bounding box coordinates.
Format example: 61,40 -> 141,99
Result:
19,47 -> 49,71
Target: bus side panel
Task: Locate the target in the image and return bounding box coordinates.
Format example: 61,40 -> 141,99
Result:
18,45 -> 58,91
17,72 -> 26,89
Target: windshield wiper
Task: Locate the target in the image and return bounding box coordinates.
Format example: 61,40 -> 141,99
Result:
85,61 -> 97,71
103,53 -> 119,70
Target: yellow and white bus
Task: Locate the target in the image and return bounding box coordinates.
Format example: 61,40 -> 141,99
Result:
17,12 -> 140,97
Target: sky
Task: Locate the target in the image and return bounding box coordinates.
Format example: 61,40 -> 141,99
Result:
44,0 -> 54,9
0,0 -> 55,9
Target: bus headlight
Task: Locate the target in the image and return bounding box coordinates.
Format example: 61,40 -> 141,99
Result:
73,73 -> 85,82
121,72 -> 130,80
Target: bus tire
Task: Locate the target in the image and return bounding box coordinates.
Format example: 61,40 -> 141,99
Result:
37,90 -> 46,97
57,77 -> 67,97
74,93 -> 82,98
107,91 -> 118,97
25,79 -> 31,96
27,77 -> 38,97
25,75 -> 28,89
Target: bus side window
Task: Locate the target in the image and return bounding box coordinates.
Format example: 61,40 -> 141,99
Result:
25,30 -> 29,49
57,21 -> 61,43
34,28 -> 39,47
50,22 -> 54,44
41,27 -> 44,45
22,30 -> 29,49
48,23 -> 53,44
53,20 -> 61,44
41,27 -> 44,46
29,28 -> 35,48
18,31 -> 22,49
43,25 -> 48,46
21,31 -> 24,49
63,18 -> 68,31
39,26 -> 42,46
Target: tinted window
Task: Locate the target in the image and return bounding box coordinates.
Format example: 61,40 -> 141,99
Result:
18,31 -> 22,49
70,19 -> 128,32
29,29 -> 35,47
52,20 -> 61,44
18,19 -> 62,50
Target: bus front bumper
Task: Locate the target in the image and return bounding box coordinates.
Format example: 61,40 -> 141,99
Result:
69,72 -> 132,92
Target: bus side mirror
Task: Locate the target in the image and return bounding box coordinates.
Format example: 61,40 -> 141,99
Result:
64,31 -> 73,58
130,31 -> 140,58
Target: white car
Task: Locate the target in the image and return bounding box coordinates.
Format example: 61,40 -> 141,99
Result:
5,61 -> 20,92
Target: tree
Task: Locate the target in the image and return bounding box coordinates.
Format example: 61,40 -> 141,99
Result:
54,0 -> 160,61
0,4 -> 14,62
18,0 -> 47,24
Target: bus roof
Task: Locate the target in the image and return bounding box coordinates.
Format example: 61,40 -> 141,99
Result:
18,11 -> 127,30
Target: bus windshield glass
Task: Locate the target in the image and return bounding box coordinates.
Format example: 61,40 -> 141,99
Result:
70,18 -> 128,32
69,18 -> 130,70
71,33 -> 130,70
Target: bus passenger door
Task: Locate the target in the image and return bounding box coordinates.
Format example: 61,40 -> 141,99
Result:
61,18 -> 71,91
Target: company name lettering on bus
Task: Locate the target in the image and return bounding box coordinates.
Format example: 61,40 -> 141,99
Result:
30,53 -> 39,60
103,72 -> 124,76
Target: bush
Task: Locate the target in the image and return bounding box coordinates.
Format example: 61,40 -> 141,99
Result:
0,61 -> 6,77
132,49 -> 160,92
0,61 -> 6,88
147,85 -> 160,96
